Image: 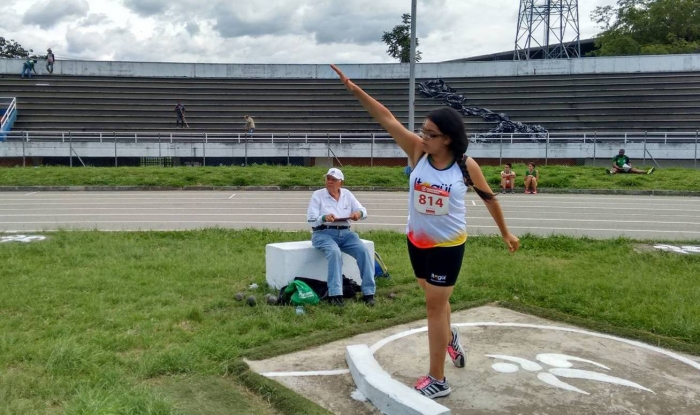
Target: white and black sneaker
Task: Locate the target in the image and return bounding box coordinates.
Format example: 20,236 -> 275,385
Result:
414,375 -> 451,398
447,325 -> 467,368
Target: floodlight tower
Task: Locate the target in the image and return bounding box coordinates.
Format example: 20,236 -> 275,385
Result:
514,0 -> 580,60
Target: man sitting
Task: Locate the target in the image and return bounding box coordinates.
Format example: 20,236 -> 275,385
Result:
608,149 -> 655,175
306,168 -> 376,307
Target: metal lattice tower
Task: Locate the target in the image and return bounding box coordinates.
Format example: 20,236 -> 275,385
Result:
514,0 -> 580,60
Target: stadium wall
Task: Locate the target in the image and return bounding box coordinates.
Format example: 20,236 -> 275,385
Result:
2,54 -> 700,79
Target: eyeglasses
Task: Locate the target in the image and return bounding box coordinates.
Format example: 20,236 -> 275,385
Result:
418,130 -> 445,141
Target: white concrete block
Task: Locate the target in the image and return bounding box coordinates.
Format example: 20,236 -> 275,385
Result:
346,344 -> 451,415
265,239 -> 374,289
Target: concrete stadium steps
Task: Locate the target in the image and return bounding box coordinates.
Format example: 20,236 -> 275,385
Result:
2,71 -> 700,133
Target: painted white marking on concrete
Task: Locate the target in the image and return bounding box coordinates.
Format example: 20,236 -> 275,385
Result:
549,368 -> 654,393
492,362 -> 520,373
485,355 -> 543,371
0,235 -> 46,243
368,323 -> 700,374
472,200 -> 476,206
537,372 -> 589,394
537,353 -> 609,370
24,192 -> 38,196
487,353 -> 651,395
261,369 -> 349,377
654,244 -> 700,254
229,193 -> 236,199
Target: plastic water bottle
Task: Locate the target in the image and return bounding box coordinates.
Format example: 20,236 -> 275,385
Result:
295,306 -> 305,316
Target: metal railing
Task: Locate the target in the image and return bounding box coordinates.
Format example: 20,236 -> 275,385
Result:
0,97 -> 17,137
2,130 -> 699,145
2,130 -> 699,168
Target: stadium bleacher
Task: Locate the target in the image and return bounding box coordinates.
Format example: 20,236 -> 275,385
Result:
2,71 -> 700,134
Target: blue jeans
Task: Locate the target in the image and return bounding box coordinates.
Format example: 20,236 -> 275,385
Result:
21,67 -> 32,78
311,229 -> 375,297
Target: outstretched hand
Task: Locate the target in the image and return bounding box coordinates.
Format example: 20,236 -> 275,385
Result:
330,64 -> 353,92
503,232 -> 520,253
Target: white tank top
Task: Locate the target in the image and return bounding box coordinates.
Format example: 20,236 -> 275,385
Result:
407,154 -> 468,248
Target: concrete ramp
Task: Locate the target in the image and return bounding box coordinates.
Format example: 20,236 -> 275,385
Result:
346,344 -> 450,415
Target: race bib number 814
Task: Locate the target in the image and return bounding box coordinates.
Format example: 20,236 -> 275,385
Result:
413,184 -> 449,215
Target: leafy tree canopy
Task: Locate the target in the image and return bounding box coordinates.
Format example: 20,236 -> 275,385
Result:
381,13 -> 422,63
0,37 -> 33,59
591,0 -> 700,56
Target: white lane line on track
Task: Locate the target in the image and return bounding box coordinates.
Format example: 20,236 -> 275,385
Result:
0,195 -> 698,204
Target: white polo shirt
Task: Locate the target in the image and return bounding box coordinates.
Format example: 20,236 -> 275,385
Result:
306,188 -> 368,228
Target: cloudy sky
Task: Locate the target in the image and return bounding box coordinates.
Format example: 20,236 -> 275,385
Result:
2,0 -> 617,64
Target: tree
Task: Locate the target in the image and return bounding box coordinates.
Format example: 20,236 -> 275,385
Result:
381,13 -> 422,63
590,0 -> 700,56
0,37 -> 33,58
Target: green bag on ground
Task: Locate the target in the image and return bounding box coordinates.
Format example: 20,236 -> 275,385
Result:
284,280 -> 320,306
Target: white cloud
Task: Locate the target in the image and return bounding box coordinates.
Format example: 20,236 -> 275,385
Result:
23,0 -> 90,29
1,0 -> 617,63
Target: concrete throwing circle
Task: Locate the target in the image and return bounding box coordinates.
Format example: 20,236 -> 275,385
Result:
372,323 -> 700,414
260,321 -> 700,414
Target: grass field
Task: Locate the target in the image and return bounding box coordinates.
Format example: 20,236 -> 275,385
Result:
1,229 -> 699,414
1,163 -> 699,413
0,164 -> 698,192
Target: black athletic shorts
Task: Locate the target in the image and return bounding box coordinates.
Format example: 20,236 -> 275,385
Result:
407,237 -> 465,287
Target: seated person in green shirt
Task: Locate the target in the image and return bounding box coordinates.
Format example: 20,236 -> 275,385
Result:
524,162 -> 539,194
608,149 -> 654,175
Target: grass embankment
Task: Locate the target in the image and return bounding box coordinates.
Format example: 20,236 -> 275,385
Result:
0,164 -> 698,192
1,230 -> 699,414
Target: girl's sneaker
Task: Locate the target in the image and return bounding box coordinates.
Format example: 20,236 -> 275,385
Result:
532,190 -> 538,194
414,375 -> 451,398
447,325 -> 466,368
524,190 -> 531,194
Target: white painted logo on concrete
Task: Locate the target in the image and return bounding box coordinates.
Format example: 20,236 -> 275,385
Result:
654,244 -> 700,254
0,235 -> 46,243
487,353 -> 653,395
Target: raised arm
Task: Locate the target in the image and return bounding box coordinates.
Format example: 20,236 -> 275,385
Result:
331,65 -> 424,167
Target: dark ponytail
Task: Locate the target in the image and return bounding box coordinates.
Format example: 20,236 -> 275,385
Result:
455,154 -> 494,200
426,107 -> 495,201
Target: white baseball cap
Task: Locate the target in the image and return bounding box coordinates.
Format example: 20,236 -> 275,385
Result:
326,168 -> 344,181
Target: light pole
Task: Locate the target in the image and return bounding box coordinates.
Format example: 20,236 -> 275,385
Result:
408,0 -> 417,134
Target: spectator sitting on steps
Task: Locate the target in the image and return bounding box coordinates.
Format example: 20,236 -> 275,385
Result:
607,149 -> 655,175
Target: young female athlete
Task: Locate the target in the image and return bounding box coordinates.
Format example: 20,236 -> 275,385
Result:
331,64 -> 520,398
